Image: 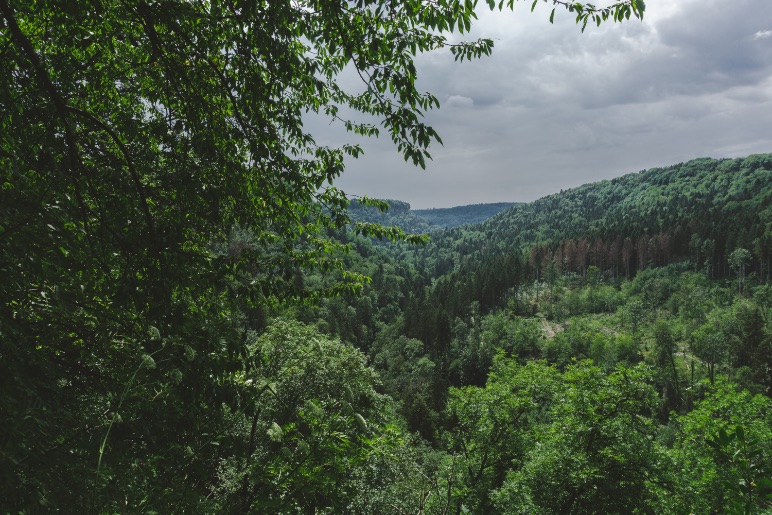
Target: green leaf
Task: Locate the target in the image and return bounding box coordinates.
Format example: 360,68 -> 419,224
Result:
268,422 -> 283,442
734,424 -> 745,443
354,412 -> 368,431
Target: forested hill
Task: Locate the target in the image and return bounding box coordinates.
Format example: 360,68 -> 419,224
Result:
347,199 -> 518,232
348,198 -> 436,234
9,2 -> 771,513
484,154 -> 770,250
422,154 -> 771,283
311,153 -> 771,515
413,202 -> 518,227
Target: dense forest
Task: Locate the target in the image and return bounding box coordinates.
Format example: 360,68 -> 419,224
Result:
7,146 -> 771,512
413,203 -> 518,228
348,200 -> 518,232
294,154 -> 772,513
3,1 -> 770,513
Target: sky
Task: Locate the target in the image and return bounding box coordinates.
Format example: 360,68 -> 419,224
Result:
315,0 -> 772,209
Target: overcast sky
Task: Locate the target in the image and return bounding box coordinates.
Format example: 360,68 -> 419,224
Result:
315,0 -> 772,209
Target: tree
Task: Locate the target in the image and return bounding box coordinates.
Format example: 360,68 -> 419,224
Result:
662,381 -> 772,514
652,319 -> 680,416
493,362 -> 664,514
730,298 -> 771,393
0,0 -> 645,510
729,247 -> 752,294
444,358 -> 561,514
213,319 -> 411,512
693,309 -> 737,385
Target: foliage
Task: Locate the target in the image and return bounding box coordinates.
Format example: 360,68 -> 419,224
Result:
443,359 -> 561,513
7,0 -> 772,513
419,155 -> 772,296
729,247 -> 753,294
288,155 -> 771,513
661,381 -> 772,514
212,319 -> 413,512
312,161 -> 771,513
493,362 -> 663,514
414,202 -> 518,228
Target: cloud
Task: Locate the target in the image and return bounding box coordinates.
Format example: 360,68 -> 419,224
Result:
332,0 -> 772,208
445,95 -> 474,108
754,30 -> 772,40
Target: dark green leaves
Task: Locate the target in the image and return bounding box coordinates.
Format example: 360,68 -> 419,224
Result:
0,0 -> 646,510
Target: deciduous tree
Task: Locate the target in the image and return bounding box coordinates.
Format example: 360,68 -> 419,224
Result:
0,0 -> 644,509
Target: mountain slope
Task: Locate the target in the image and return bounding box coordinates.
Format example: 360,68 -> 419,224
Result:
404,154 -> 772,321
421,154 -> 771,280
347,199 -> 519,233
413,202 -> 518,228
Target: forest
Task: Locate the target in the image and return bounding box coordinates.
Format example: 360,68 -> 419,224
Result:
413,203 -> 518,228
2,0 -> 770,513
289,154 -> 771,513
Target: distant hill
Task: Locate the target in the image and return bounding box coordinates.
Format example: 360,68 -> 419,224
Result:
413,203 -> 518,228
419,154 -> 771,295
407,153 -> 772,323
347,199 -> 517,233
347,199 -> 436,234
481,154 -> 772,259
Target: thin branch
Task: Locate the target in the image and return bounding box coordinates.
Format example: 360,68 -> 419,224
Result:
65,105 -> 158,246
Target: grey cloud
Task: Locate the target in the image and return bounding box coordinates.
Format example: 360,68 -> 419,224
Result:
652,1 -> 772,87
326,0 -> 772,208
445,95 -> 475,108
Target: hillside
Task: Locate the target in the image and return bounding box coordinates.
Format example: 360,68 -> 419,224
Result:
6,147 -> 770,513
298,153 -> 771,514
484,155 -> 771,253
5,2 -> 768,511
413,202 -> 518,227
347,199 -> 519,233
418,154 -> 771,286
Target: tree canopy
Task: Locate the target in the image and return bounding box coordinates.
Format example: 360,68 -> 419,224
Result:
1,0 -> 645,510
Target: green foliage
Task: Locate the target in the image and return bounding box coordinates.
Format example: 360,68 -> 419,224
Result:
277,174 -> 768,512
444,359 -> 561,513
432,155 -> 772,289
730,298 -> 771,393
10,1 -> 772,513
662,381 -> 772,514
7,0 -> 646,508
729,247 -> 753,294
494,362 -> 663,514
705,425 -> 766,515
414,202 -> 518,228
693,307 -> 736,384
298,187 -> 768,511
668,271 -> 713,327
370,332 -> 440,440
438,360 -> 666,514
212,319 -> 409,512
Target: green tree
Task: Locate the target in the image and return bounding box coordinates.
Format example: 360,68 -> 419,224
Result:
693,308 -> 737,385
729,247 -> 752,294
493,362 -> 664,514
0,0 -> 644,510
621,297 -> 646,334
730,298 -> 771,393
661,381 -> 772,514
213,319 -> 411,512
444,359 -> 561,514
652,319 -> 681,416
